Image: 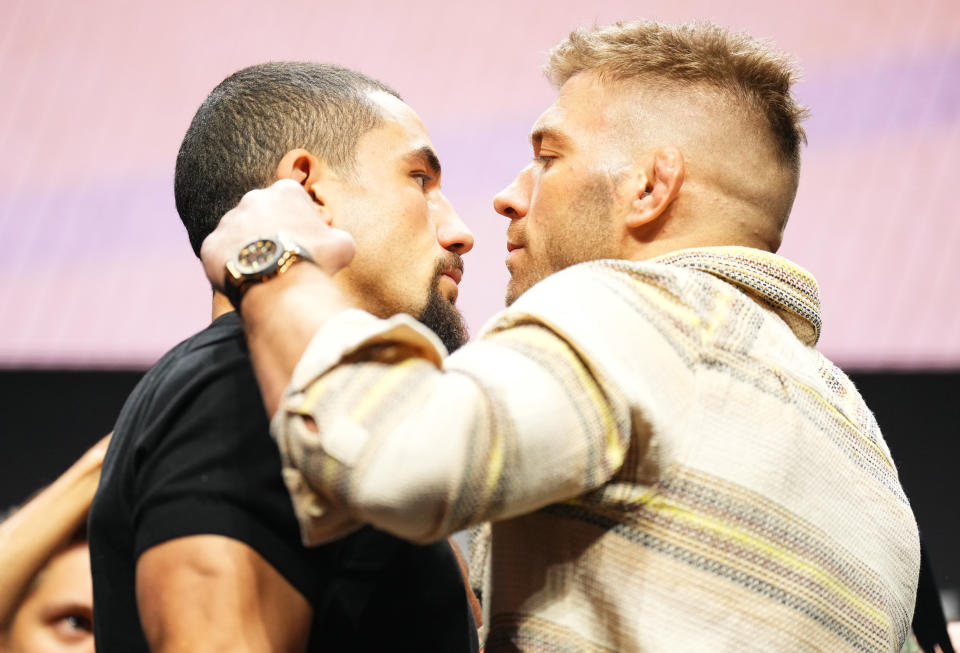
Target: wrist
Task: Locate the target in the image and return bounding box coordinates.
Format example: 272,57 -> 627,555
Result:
45,464 -> 100,512
242,261 -> 349,319
223,233 -> 317,311
236,262 -> 353,416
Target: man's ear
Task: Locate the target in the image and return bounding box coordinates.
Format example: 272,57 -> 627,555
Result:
275,149 -> 334,224
627,145 -> 685,229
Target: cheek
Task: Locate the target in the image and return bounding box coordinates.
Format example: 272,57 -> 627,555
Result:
7,605 -> 94,653
50,618 -> 95,649
525,197 -> 557,252
7,606 -> 51,652
527,171 -> 573,230
393,246 -> 438,291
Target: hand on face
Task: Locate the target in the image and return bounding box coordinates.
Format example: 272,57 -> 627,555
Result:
200,179 -> 356,292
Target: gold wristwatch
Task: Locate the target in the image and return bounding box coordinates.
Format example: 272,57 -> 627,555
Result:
223,232 -> 315,310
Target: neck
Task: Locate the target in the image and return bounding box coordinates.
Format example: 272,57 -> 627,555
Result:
628,231 -> 776,261
623,196 -> 780,261
211,291 -> 234,321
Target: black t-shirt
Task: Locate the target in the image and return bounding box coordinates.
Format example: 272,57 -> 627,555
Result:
89,312 -> 478,652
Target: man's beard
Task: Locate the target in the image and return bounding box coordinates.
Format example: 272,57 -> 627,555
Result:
419,259 -> 468,353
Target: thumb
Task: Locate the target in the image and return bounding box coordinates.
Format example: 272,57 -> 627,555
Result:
311,226 -> 356,275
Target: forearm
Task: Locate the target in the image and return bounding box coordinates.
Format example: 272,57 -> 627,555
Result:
275,320 -> 631,544
241,263 -> 353,416
0,437 -> 107,621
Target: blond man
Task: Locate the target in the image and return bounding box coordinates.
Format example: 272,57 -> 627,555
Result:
200,21 -> 920,652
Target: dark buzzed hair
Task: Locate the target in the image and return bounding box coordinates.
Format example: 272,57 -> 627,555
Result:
174,62 -> 399,257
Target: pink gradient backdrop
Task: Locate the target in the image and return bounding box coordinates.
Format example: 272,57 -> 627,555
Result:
0,0 -> 957,368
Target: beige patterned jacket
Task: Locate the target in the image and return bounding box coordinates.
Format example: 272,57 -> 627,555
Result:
272,246 -> 919,652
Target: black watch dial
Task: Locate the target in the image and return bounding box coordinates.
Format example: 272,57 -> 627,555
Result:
236,238 -> 281,274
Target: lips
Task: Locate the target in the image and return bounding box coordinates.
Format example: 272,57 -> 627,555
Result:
443,267 -> 463,285
507,241 -> 524,252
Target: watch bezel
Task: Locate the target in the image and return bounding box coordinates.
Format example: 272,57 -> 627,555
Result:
223,233 -> 315,311
233,237 -> 284,277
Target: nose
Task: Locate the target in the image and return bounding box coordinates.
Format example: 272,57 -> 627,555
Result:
435,193 -> 474,255
493,166 -> 532,220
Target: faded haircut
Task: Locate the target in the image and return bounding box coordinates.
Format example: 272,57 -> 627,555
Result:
545,21 -> 808,174
175,62 -> 399,257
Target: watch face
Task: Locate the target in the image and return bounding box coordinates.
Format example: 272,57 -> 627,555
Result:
235,238 -> 280,274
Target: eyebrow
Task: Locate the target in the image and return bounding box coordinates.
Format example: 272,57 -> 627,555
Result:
530,125 -> 572,151
405,146 -> 442,177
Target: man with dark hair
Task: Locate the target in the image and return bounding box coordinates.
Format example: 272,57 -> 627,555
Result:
88,62 -> 479,651
200,22 -> 920,652
174,63 -> 398,257
174,62 -> 467,349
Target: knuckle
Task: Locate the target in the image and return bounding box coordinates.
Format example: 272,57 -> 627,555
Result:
275,178 -> 303,195
239,186 -> 261,205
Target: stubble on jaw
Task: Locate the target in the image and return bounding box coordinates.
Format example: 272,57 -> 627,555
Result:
504,220 -> 538,307
504,172 -> 617,307
345,256 -> 468,352
504,278 -> 523,307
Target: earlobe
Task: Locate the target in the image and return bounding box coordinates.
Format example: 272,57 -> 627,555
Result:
626,146 -> 685,229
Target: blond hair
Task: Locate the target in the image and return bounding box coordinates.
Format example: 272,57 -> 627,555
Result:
546,21 -> 808,172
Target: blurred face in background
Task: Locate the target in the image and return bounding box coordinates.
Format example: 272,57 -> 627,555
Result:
0,543 -> 94,653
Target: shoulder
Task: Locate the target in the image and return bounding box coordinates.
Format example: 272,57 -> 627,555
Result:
483,259 -> 705,347
109,312 -> 258,451
135,313 -> 248,403
507,259 -> 704,315
152,312 -> 248,386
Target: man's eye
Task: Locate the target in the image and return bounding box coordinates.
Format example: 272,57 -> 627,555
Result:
535,155 -> 556,168
413,173 -> 433,189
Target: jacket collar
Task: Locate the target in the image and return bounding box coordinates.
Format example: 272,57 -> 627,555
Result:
653,246 -> 822,346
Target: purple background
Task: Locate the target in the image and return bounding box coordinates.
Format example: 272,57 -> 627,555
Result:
1,0 -> 958,368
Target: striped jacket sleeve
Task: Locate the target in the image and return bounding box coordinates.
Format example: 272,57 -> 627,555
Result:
271,308 -> 632,545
